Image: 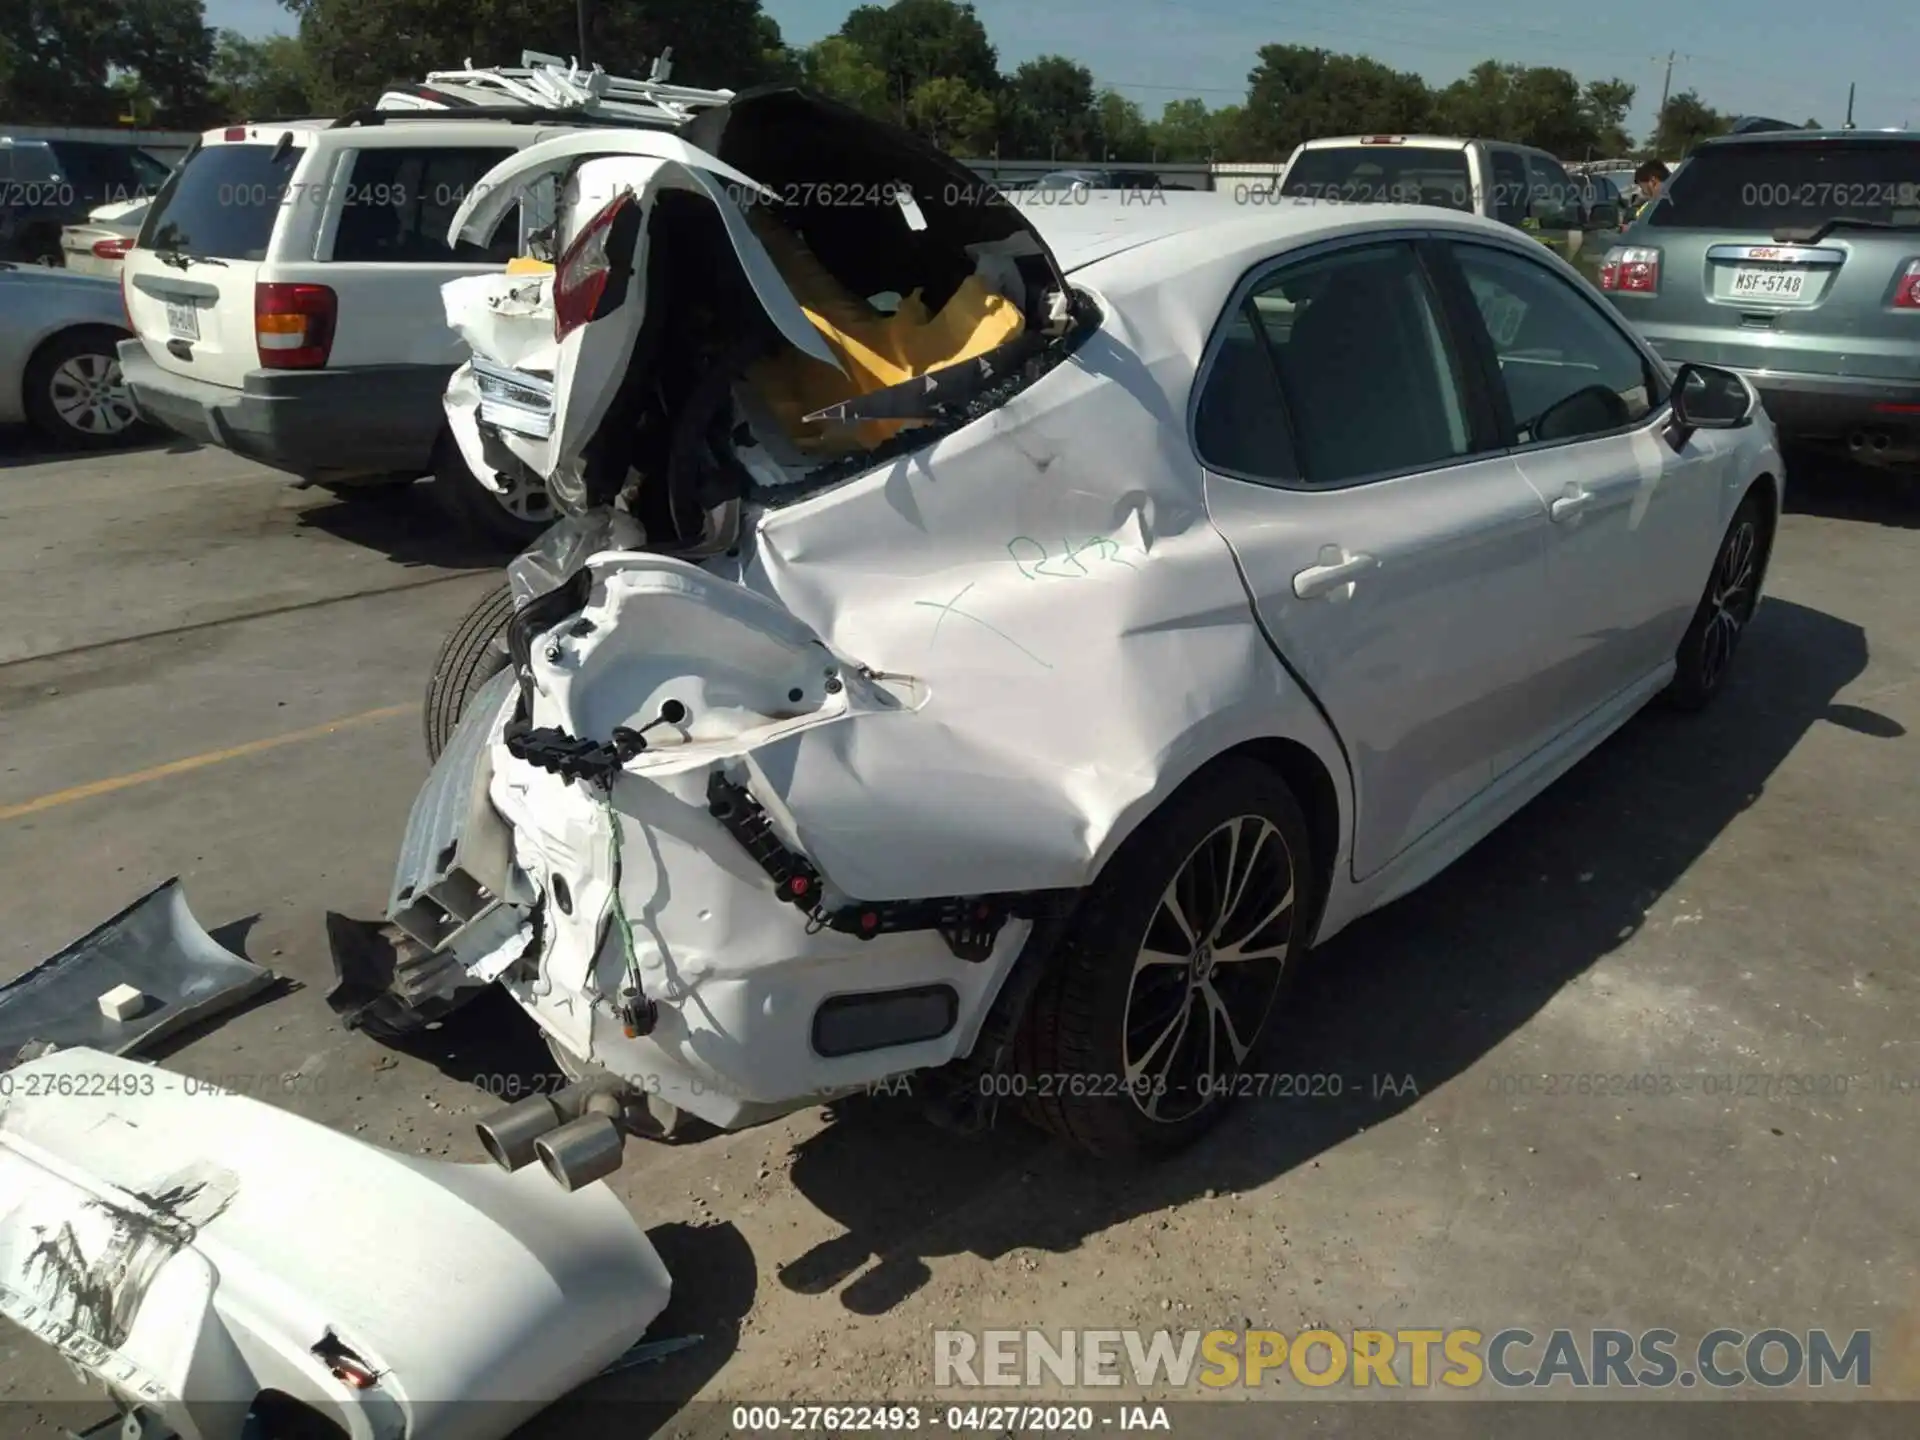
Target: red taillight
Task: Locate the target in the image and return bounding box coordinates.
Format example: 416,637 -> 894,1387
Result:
255,282 -> 337,369
1599,245 -> 1661,294
1893,260 -> 1920,309
224,127 -> 247,141
553,193 -> 634,342
92,237 -> 133,260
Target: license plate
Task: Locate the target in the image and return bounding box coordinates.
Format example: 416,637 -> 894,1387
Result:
165,300 -> 200,341
1730,267 -> 1807,299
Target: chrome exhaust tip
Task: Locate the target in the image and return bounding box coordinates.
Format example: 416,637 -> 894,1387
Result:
534,1113 -> 626,1192
474,1095 -> 563,1172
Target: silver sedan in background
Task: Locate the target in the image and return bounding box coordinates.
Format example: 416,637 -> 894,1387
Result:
0,262 -> 145,447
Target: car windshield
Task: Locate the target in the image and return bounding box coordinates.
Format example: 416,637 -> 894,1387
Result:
1648,139 -> 1920,230
139,142 -> 301,260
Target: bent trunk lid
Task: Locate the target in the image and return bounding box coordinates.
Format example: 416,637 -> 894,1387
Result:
444,88 -> 1069,483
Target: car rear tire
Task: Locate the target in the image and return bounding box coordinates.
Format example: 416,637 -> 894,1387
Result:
428,432 -> 554,550
1664,488 -> 1771,712
424,583 -> 516,762
24,326 -> 148,448
1017,758 -> 1314,1159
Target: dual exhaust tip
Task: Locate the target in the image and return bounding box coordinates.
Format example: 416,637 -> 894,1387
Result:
475,1082 -> 628,1192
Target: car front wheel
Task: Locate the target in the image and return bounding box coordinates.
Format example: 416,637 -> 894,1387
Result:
1018,758 -> 1314,1158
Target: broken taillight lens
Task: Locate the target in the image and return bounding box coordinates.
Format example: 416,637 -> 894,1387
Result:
255,282 -> 337,369
553,192 -> 634,342
1598,245 -> 1660,294
1893,259 -> 1920,309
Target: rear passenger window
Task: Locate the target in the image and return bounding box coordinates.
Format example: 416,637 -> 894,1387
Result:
330,147 -> 520,264
1450,241 -> 1665,445
1525,153 -> 1578,226
1196,242 -> 1476,488
1490,150 -> 1527,226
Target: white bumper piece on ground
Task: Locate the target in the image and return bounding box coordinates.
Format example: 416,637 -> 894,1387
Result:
0,1048 -> 671,1440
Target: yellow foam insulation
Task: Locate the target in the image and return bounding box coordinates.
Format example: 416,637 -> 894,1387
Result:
507,256 -> 555,275
743,210 -> 1024,454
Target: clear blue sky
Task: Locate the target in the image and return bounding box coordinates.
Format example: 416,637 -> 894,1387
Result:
207,0 -> 1918,141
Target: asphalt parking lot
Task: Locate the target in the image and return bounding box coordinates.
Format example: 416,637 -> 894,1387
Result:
1,433 -> 1917,1434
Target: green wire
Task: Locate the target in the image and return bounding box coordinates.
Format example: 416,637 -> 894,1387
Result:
602,788 -> 642,990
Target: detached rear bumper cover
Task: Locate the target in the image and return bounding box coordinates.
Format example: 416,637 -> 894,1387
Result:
0,1048 -> 670,1440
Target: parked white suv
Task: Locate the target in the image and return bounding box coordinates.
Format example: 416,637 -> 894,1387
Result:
116,114 -> 579,542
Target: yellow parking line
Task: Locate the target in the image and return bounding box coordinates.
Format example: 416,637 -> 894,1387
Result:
0,703 -> 416,822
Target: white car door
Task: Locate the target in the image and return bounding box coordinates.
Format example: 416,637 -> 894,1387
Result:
1196,236 -> 1558,882
1439,238 -> 1726,721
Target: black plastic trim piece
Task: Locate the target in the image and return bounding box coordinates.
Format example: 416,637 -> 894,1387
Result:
812,984 -> 958,1058
704,771 -> 1073,961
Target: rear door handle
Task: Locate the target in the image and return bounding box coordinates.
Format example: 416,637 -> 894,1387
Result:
1549,487 -> 1592,523
1293,547 -> 1376,600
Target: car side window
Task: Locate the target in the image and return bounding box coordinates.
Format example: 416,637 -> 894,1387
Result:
1490,149 -> 1527,226
1525,154 -> 1577,227
1195,241 -> 1476,488
331,147 -> 521,264
1449,241 -> 1667,446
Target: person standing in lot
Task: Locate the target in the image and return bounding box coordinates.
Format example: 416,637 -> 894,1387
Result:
1624,159 -> 1670,227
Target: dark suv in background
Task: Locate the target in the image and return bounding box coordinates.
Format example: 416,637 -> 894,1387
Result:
1599,129 -> 1920,473
0,138 -> 173,265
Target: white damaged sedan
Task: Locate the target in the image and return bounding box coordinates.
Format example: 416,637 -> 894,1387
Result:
332,88 -> 1783,1179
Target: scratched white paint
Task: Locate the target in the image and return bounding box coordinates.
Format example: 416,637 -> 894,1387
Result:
0,1049 -> 669,1439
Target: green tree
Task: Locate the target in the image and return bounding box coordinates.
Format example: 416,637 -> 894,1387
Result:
1149,97 -> 1216,162
1582,78 -> 1637,154
293,0 -> 782,113
904,75 -> 994,153
209,30 -> 316,119
1093,90 -> 1150,162
800,35 -> 889,117
1001,54 -> 1096,158
1208,103 -> 1259,161
118,0 -> 215,125
1802,116 -> 1822,128
1651,89 -> 1731,157
1432,60 -> 1612,156
0,0 -> 212,125
838,0 -> 997,122
1243,45 -> 1432,158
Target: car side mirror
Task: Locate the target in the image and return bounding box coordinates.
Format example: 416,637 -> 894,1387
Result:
1669,363 -> 1755,431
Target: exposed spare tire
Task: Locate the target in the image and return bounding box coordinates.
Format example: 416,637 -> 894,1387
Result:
424,583 -> 515,761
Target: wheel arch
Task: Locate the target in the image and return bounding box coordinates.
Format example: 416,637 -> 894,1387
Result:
1083,724 -> 1351,949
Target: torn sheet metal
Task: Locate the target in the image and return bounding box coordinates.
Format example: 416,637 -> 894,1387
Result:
0,1047 -> 670,1440
407,99 -> 1349,1132
327,670 -> 525,1037
0,880 -> 273,1069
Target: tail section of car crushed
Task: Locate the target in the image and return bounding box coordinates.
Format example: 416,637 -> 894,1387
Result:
314,88 -> 1783,1178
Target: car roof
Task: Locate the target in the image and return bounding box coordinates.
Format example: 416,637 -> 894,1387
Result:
1693,127 -> 1920,151
1061,200 -> 1536,349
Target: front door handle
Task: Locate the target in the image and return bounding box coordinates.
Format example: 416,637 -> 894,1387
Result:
1549,487 -> 1592,523
1293,546 -> 1376,600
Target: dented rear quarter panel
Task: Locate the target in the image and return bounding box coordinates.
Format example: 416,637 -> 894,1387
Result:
705,272 -> 1352,903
